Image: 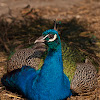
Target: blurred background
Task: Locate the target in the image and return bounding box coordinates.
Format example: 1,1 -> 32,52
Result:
0,0 -> 100,100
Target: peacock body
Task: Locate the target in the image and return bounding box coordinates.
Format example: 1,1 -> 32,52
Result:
2,29 -> 72,100
7,42 -> 46,72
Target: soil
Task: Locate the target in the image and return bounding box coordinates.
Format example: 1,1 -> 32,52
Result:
0,0 -> 100,100
0,0 -> 83,15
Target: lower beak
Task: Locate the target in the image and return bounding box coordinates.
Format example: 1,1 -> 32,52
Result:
34,36 -> 45,44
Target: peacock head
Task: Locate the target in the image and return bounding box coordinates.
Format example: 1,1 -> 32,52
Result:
34,29 -> 61,50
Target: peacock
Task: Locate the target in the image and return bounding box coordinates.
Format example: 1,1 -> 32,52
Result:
1,29 -> 72,100
7,42 -> 46,72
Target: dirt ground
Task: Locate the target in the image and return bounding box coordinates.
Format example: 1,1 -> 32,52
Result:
0,0 -> 83,15
0,0 -> 100,100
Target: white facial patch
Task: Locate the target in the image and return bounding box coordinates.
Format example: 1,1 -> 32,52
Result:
43,34 -> 49,40
48,34 -> 57,42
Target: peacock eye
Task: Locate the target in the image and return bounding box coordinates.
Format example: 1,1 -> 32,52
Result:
48,34 -> 54,39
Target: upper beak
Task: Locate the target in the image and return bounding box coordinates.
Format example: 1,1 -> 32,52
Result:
34,36 -> 45,44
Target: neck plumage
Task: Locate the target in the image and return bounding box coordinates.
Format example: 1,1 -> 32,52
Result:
39,44 -> 64,83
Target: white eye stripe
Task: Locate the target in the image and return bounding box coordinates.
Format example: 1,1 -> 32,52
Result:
43,34 -> 49,40
48,34 -> 57,42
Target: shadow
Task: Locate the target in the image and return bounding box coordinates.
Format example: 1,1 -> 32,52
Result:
60,18 -> 95,53
0,12 -> 99,64
0,14 -> 53,54
59,18 -> 99,63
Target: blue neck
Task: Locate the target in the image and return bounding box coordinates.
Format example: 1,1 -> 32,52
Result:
39,44 -> 64,83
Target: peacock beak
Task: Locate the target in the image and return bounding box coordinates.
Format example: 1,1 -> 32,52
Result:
34,36 -> 45,44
